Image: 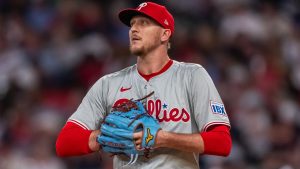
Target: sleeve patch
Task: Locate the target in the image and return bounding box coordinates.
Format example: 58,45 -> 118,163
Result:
210,101 -> 227,116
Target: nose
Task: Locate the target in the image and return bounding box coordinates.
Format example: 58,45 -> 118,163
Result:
130,23 -> 138,33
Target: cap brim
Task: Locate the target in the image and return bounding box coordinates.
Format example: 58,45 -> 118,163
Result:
118,9 -> 152,27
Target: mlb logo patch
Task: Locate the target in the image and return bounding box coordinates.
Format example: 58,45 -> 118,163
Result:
210,101 -> 227,116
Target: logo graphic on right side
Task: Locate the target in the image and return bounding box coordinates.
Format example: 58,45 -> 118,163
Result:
210,101 -> 227,116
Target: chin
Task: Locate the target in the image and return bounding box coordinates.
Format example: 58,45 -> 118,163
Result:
130,46 -> 144,56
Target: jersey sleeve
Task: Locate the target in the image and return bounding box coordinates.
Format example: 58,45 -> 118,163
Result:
190,67 -> 230,132
68,77 -> 108,130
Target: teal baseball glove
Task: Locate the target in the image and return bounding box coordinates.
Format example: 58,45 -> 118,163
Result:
97,92 -> 161,165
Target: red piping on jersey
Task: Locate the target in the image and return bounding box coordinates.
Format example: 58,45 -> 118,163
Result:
203,121 -> 231,132
68,119 -> 89,130
56,121 -> 92,157
200,125 -> 232,156
138,59 -> 173,81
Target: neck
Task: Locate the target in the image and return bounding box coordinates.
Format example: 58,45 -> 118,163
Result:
137,47 -> 170,75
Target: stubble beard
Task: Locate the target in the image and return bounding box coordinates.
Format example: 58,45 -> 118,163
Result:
130,45 -> 145,56
130,33 -> 161,56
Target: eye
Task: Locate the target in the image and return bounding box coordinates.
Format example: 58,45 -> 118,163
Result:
141,20 -> 148,26
130,20 -> 136,27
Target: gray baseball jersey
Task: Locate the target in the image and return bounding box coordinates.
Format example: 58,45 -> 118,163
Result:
69,60 -> 230,169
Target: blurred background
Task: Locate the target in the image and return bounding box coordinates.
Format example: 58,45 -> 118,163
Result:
0,0 -> 299,169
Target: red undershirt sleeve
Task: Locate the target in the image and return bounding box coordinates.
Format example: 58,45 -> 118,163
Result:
56,122 -> 231,157
56,121 -> 93,157
200,125 -> 232,156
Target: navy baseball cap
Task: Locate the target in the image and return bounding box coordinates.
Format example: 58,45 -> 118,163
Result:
118,2 -> 175,35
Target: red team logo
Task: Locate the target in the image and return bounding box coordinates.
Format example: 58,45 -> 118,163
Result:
113,98 -> 190,122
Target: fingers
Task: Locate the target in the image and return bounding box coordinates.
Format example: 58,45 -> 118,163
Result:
135,144 -> 142,150
135,139 -> 141,144
133,131 -> 143,150
135,138 -> 142,150
133,131 -> 143,139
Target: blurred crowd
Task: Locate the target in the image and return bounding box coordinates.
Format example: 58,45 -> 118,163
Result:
0,0 -> 299,169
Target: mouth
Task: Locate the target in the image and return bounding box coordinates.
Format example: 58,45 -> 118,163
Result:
131,35 -> 141,42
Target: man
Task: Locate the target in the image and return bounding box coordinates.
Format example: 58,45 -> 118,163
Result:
56,2 -> 231,169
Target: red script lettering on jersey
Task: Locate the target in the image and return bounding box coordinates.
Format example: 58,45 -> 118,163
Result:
147,99 -> 190,122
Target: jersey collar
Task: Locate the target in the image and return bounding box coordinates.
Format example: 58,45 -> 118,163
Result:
138,59 -> 173,81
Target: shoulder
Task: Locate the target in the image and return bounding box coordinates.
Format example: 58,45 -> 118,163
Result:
100,65 -> 136,82
173,60 -> 203,70
172,60 -> 206,74
90,65 -> 136,89
172,60 -> 214,85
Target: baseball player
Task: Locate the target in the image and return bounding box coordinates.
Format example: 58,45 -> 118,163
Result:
56,2 -> 231,169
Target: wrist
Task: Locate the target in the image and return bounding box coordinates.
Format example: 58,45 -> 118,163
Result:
155,130 -> 167,148
89,130 -> 101,152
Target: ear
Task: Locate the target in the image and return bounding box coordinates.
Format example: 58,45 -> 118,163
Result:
161,29 -> 172,42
